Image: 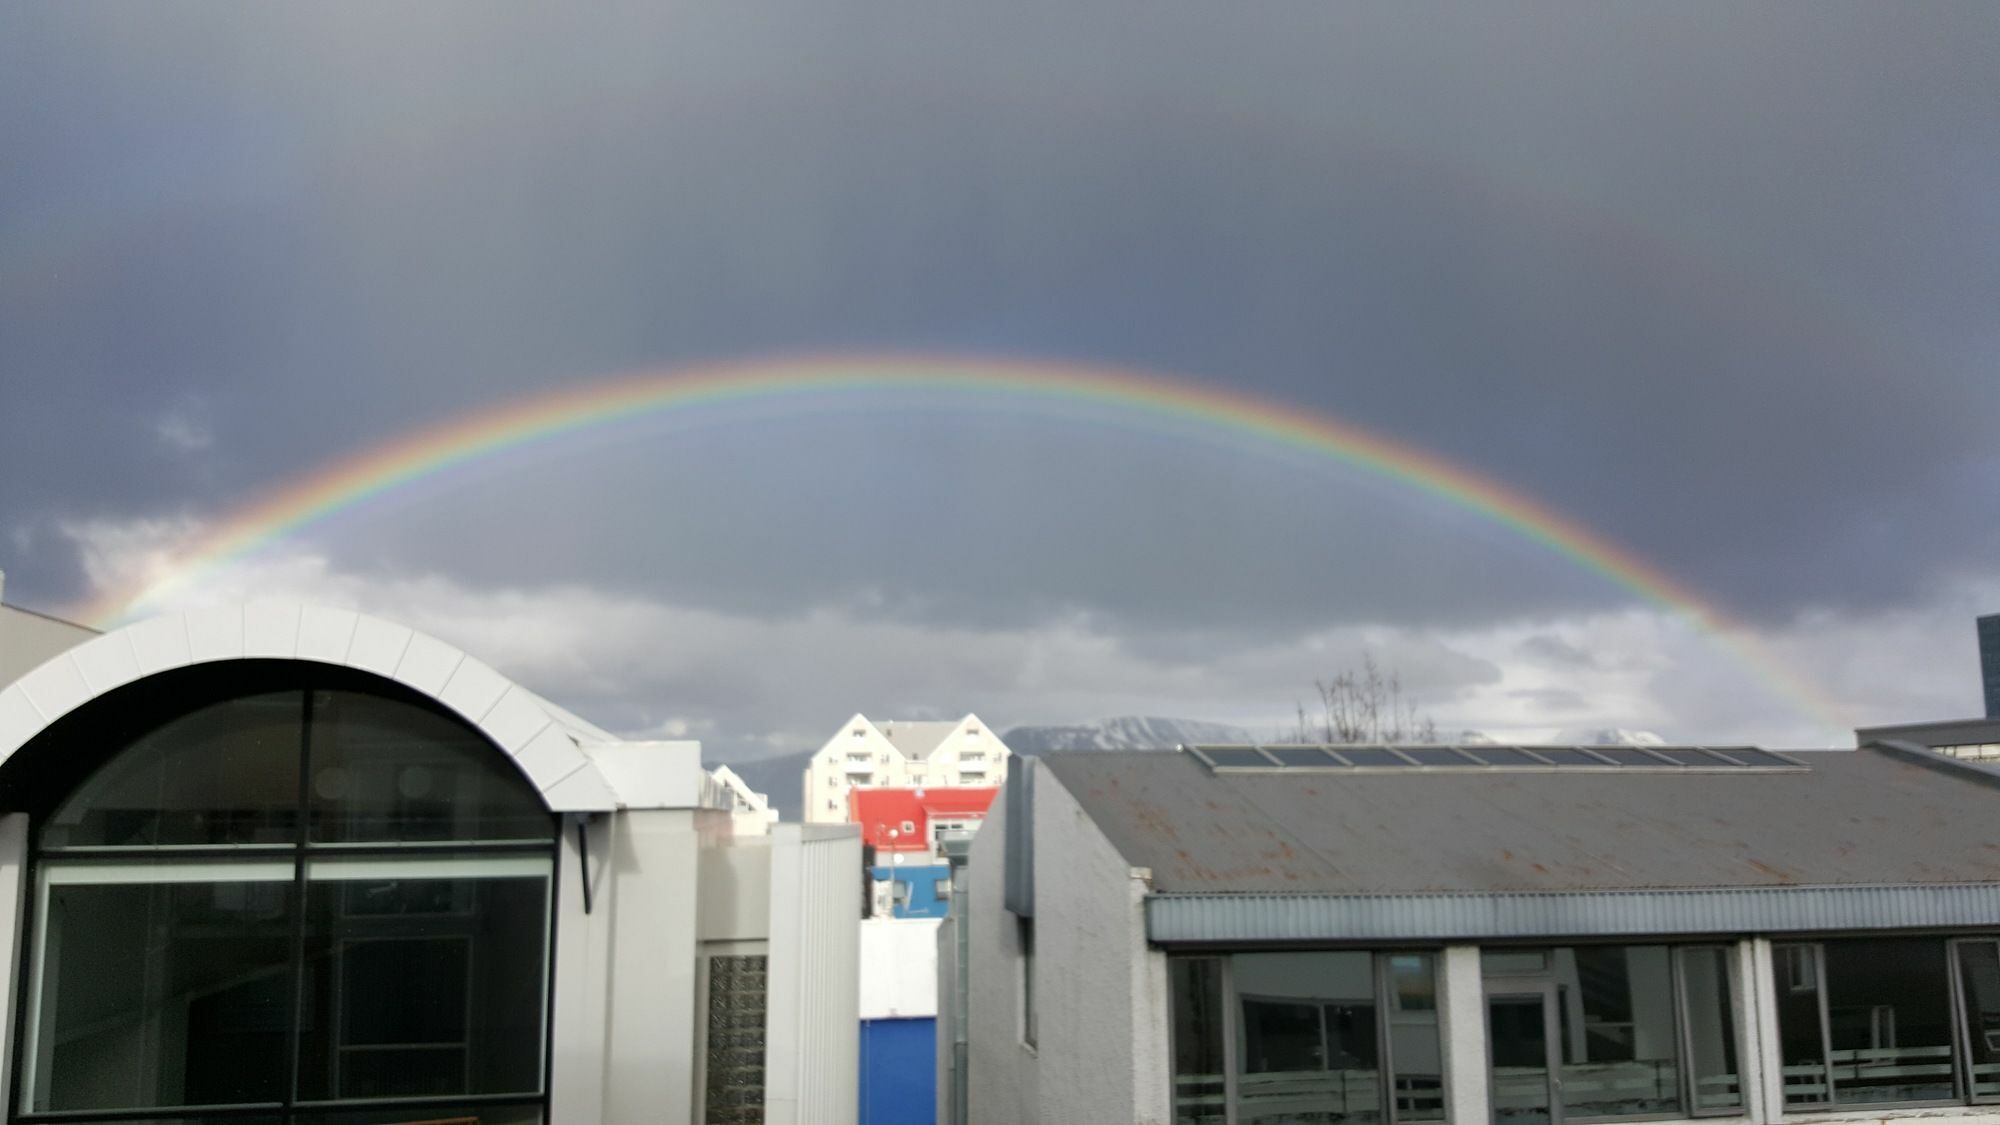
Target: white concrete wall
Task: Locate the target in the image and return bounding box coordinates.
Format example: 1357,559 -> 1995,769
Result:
1437,944 -> 1488,1123
549,813 -> 616,1124
964,767 -> 1168,1125
861,917 -> 941,1020
601,809 -> 707,1122
764,823 -> 862,1125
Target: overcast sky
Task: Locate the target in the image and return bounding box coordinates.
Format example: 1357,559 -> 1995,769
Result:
5,4 -> 1998,758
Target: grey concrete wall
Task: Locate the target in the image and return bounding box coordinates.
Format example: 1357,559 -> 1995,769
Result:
964,787 -> 1034,1124
0,605 -> 93,690
966,767 -> 1169,1125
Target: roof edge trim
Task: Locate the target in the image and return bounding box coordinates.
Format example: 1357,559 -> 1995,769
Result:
0,604 -> 618,813
1146,883 -> 2000,943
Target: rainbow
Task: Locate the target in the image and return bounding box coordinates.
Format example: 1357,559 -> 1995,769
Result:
76,355 -> 1844,727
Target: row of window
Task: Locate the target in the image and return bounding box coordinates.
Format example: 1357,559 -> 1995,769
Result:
1169,937 -> 2000,1124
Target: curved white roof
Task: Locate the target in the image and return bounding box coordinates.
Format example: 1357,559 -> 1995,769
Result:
0,603 -> 617,812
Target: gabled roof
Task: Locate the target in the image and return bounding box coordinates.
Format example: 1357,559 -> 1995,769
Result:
1036,743 -> 2000,942
875,718 -> 965,760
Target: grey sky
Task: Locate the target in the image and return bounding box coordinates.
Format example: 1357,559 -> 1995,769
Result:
5,4 -> 1998,756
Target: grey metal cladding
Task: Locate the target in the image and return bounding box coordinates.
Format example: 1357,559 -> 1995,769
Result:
1146,883 -> 2000,943
1038,745 -> 2000,897
1003,758 -> 1034,917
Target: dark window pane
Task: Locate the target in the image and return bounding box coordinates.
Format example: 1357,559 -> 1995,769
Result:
1398,747 -> 1471,766
1559,946 -> 1680,1118
1265,747 -> 1339,767
1482,950 -> 1548,975
25,870 -> 294,1113
302,1106 -> 541,1125
1387,954 -> 1444,1121
1824,938 -> 1955,1106
1487,995 -> 1552,1125
1234,951 -> 1379,1124
1338,748 -> 1412,767
1199,747 -> 1275,768
46,1118 -> 286,1125
1169,958 -> 1225,1125
297,868 -> 549,1101
1678,946 -> 1743,1112
1586,747 -> 1668,766
1727,748 -> 1797,768
43,693 -> 303,849
1534,748 -> 1604,766
1774,944 -> 1831,1106
1461,746 -> 1538,766
1960,942 -> 2000,1101
308,690 -> 554,844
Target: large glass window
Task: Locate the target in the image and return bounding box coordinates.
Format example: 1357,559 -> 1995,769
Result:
1484,944 -> 1741,1121
1167,951 -> 1441,1125
16,675 -> 556,1125
1170,958 -> 1226,1125
1774,938 -> 1956,1110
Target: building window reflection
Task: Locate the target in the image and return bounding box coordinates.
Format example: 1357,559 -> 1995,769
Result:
16,676 -> 555,1125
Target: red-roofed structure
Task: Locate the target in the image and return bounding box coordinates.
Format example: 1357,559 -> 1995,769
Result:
848,786 -> 1000,856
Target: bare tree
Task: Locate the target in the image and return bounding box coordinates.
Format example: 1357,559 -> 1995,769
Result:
1290,653 -> 1439,744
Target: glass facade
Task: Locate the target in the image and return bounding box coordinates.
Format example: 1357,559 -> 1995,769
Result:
1168,951 -> 1442,1125
17,679 -> 556,1125
1483,944 -> 1741,1121
1774,937 -> 1957,1109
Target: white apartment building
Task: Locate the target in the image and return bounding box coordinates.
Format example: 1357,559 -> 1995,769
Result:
802,713 -> 1010,824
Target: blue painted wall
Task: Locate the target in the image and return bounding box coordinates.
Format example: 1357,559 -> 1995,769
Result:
860,1017 -> 937,1125
869,864 -> 952,919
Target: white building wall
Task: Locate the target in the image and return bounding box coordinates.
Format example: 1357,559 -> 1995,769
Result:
803,714 -> 1011,824
764,823 -> 862,1125
601,808 -> 709,1122
860,917 -> 941,1020
965,767 -> 1167,1125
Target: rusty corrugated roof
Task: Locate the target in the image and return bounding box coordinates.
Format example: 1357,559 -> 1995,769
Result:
1040,743 -> 2000,895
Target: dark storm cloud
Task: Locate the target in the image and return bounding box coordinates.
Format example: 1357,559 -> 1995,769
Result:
3,3 -> 1997,642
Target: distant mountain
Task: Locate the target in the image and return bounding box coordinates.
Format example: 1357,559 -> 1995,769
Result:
1549,727 -> 1668,746
1000,716 -> 1255,754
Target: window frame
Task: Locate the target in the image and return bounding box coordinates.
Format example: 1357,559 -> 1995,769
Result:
7,680 -> 561,1125
1018,916 -> 1037,1051
1772,936 -> 1965,1114
1480,942 -> 1746,1124
1952,937 -> 2000,1107
1167,949 -> 1446,1125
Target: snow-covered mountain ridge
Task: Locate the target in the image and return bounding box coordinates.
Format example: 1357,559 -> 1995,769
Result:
1000,716 -> 1255,753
